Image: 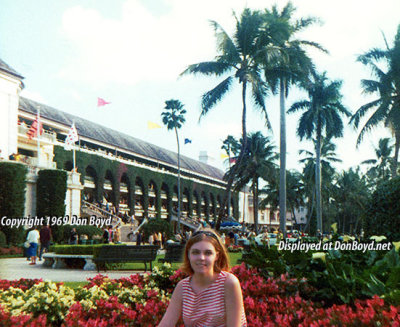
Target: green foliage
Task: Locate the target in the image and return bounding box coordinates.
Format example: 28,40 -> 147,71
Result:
142,218 -> 173,239
36,169 -> 67,218
0,162 -> 27,245
51,244 -> 104,255
0,231 -> 6,247
242,242 -> 400,306
51,224 -> 103,244
364,176 -> 400,241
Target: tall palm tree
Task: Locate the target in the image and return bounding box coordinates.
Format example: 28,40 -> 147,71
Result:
221,135 -> 240,216
288,72 -> 350,232
161,99 -> 186,231
225,131 -> 278,234
361,137 -> 393,183
299,137 -> 341,232
261,2 -> 327,237
350,25 -> 400,176
181,8 -> 272,228
260,169 -> 305,229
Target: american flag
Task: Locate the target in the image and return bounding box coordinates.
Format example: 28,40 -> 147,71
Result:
64,123 -> 79,151
27,114 -> 43,140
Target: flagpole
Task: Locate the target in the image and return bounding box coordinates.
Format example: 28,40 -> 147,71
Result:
37,107 -> 41,167
72,122 -> 76,171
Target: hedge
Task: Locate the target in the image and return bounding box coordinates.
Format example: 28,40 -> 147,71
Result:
0,162 -> 27,244
36,169 -> 67,218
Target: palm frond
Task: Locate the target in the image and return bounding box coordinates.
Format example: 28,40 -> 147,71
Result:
181,61 -> 232,77
200,76 -> 233,119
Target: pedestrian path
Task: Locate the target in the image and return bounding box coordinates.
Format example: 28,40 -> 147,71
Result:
0,257 -> 144,282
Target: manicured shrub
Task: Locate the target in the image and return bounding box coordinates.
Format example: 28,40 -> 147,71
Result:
36,169 -> 67,218
0,162 -> 27,245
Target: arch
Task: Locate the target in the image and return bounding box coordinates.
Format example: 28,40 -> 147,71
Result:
148,180 -> 158,218
200,191 -> 208,220
172,185 -> 178,214
209,193 -> 216,221
83,165 -> 98,203
119,173 -> 130,216
134,177 -> 145,219
161,182 -> 169,219
192,190 -> 200,218
182,188 -> 190,217
103,170 -> 115,207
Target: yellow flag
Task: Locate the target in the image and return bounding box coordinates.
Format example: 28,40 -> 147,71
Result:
147,121 -> 162,130
220,153 -> 229,160
331,222 -> 337,234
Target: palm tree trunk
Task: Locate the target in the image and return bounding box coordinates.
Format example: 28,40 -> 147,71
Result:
175,127 -> 181,231
227,152 -> 232,217
216,81 -> 248,230
279,78 -> 287,238
253,178 -> 259,235
315,129 -> 322,233
392,131 -> 400,177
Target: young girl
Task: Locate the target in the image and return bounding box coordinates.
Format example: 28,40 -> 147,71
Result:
158,228 -> 247,327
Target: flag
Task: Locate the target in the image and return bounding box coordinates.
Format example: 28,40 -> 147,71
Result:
220,153 -> 229,160
229,157 -> 237,164
147,121 -> 161,129
184,138 -> 192,144
64,123 -> 79,151
27,113 -> 43,140
97,97 -> 111,107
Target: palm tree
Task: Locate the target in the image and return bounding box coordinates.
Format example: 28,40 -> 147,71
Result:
288,71 -> 350,232
299,137 -> 341,232
181,9 -> 272,228
221,135 -> 240,216
161,99 -> 186,231
333,168 -> 369,234
261,2 -> 327,237
350,25 -> 400,176
260,169 -> 305,229
225,131 -> 278,234
361,137 -> 394,182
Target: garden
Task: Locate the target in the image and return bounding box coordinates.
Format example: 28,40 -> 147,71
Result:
1,237 -> 399,327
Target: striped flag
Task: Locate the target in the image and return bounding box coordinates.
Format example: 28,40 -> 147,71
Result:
64,123 -> 79,151
27,113 -> 43,140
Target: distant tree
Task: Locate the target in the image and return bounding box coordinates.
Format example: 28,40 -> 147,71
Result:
288,72 -> 350,232
226,132 -> 278,234
161,99 -> 186,231
221,135 -> 240,216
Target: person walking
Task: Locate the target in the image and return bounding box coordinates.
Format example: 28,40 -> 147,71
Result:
69,228 -> 78,245
158,228 -> 247,327
38,224 -> 52,261
26,226 -> 40,265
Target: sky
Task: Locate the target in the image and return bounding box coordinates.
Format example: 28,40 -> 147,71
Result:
1,0 -> 399,174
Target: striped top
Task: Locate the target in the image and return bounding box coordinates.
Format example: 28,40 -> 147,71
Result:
181,271 -> 247,327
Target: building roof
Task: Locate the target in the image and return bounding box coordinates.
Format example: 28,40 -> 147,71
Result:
0,58 -> 24,79
19,97 -> 225,181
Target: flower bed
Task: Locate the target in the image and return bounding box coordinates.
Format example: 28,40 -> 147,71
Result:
0,246 -> 23,256
0,263 -> 399,326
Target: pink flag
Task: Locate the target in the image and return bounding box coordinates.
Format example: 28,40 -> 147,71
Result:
97,97 -> 111,107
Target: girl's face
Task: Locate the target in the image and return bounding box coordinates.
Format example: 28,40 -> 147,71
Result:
189,240 -> 219,275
